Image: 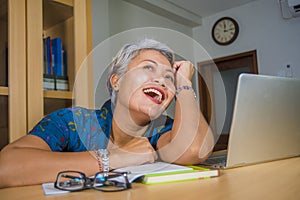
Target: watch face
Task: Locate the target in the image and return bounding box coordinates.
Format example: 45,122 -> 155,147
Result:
212,17 -> 239,45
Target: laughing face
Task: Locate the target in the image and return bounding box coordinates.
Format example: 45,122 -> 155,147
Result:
112,50 -> 176,125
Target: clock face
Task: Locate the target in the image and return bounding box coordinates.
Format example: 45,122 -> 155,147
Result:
212,17 -> 239,45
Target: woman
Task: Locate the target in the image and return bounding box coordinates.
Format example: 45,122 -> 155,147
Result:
0,39 -> 214,188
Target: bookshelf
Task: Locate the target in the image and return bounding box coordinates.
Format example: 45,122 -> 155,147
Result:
0,0 -> 92,148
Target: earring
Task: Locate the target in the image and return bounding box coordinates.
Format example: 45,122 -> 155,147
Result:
113,84 -> 119,90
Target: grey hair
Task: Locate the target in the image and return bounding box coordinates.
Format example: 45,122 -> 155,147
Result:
107,38 -> 175,106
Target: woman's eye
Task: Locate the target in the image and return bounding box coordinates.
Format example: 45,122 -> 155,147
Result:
143,65 -> 153,71
165,75 -> 174,82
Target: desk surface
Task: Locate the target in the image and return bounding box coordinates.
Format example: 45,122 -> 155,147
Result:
1,157 -> 300,200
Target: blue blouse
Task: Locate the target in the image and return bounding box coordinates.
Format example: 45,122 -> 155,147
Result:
29,100 -> 173,152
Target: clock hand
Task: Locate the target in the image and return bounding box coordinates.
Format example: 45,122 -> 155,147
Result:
224,27 -> 235,33
223,21 -> 229,32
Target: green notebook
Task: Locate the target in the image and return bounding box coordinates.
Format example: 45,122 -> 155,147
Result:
141,166 -> 219,184
114,162 -> 219,184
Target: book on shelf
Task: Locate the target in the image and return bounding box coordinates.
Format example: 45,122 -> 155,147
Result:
43,74 -> 55,90
51,38 -> 63,76
43,36 -> 68,76
43,36 -> 69,91
56,75 -> 69,91
114,161 -> 219,184
43,74 -> 69,91
43,36 -> 51,75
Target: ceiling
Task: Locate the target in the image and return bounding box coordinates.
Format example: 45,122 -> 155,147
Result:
165,0 -> 257,18
124,0 -> 257,27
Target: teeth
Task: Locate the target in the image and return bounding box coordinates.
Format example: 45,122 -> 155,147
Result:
143,88 -> 163,102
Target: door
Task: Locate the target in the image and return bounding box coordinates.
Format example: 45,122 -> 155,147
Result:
197,50 -> 258,150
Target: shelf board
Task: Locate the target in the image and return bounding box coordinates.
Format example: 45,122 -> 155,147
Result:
0,86 -> 8,96
43,0 -> 73,30
44,90 -> 73,99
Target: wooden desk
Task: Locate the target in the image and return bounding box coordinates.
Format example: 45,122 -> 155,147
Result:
1,157 -> 299,200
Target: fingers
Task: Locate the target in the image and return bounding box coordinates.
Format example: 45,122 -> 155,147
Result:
173,61 -> 194,71
173,61 -> 195,86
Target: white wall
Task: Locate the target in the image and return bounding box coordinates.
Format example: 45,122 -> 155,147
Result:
192,0 -> 300,78
92,0 -> 110,47
92,0 -> 192,47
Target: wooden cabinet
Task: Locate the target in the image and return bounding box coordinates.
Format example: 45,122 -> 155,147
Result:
0,0 -> 26,149
0,0 -> 92,149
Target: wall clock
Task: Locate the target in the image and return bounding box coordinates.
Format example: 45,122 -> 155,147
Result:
212,17 -> 239,45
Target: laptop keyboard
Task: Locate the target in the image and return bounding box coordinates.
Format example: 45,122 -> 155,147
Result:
201,154 -> 227,168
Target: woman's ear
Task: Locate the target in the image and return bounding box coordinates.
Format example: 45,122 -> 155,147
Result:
110,74 -> 120,91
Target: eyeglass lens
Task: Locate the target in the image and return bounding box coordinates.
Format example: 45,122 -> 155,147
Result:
94,172 -> 129,192
56,171 -> 86,191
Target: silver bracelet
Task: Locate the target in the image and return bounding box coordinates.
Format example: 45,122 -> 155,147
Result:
96,149 -> 110,176
175,85 -> 196,99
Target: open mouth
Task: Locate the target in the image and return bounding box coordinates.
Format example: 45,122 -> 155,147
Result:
143,87 -> 165,104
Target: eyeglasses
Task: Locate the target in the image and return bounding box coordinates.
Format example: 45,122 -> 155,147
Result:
55,171 -> 131,192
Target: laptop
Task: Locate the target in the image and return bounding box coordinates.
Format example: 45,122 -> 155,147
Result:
201,73 -> 300,169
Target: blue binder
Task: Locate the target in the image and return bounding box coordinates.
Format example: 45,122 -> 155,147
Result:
51,38 -> 63,76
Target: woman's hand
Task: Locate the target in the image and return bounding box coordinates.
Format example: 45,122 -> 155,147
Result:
107,137 -> 158,169
173,61 -> 195,87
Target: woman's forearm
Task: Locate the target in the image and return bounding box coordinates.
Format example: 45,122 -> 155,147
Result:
0,135 -> 158,188
0,146 -> 98,188
157,89 -> 214,165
